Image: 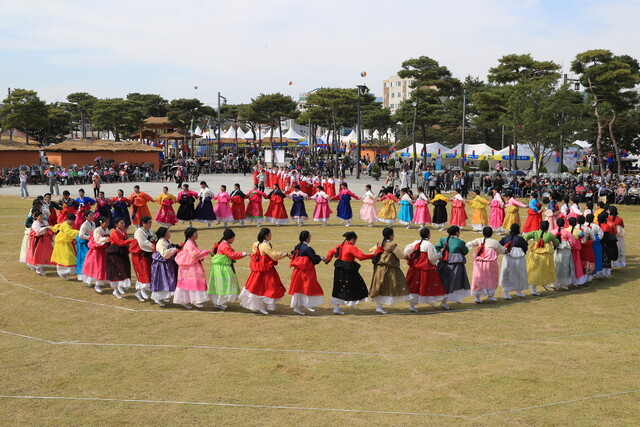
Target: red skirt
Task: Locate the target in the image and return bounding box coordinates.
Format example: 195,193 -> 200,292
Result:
450,204 -> 467,227
26,230 -> 54,267
131,252 -> 152,283
522,209 -> 541,233
231,196 -> 246,220
288,257 -> 324,297
406,266 -> 447,297
82,242 -> 107,281
265,198 -> 288,220
580,239 -> 595,263
245,269 -> 286,299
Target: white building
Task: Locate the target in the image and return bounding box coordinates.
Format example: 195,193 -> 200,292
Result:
383,75 -> 414,114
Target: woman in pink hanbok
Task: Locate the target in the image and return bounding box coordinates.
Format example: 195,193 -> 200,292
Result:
489,188 -> 505,233
213,185 -> 234,225
466,226 -> 505,303
359,184 -> 377,227
412,187 -> 432,228
174,227 -> 211,308
311,186 -> 332,226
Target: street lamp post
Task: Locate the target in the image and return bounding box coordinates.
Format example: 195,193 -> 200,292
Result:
217,92 -> 227,160
356,84 -> 369,179
460,89 -> 467,169
559,74 -> 580,170
411,101 -> 418,185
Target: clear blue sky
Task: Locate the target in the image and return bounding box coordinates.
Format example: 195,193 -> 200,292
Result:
0,0 -> 637,106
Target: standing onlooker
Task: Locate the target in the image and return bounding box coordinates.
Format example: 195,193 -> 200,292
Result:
91,169 -> 101,198
19,170 -> 29,198
46,166 -> 60,196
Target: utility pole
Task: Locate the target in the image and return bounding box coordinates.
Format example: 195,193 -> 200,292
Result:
460,89 -> 467,168
411,101 -> 418,185
217,92 -> 226,160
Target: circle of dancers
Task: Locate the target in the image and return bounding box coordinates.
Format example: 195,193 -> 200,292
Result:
18,178 -> 627,315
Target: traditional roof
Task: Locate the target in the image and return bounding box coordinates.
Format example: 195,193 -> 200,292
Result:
143,117 -> 173,127
0,140 -> 41,151
162,129 -> 199,139
45,140 -> 162,152
0,128 -> 38,143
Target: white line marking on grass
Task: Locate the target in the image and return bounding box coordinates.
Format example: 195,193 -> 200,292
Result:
0,395 -> 470,418
1,328 -> 637,358
479,389 -> 640,417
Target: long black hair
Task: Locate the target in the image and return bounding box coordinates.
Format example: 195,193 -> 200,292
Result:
382,226 -> 394,245
294,230 -> 311,252
257,227 -> 271,244
336,231 -> 357,257
184,227 -> 198,241
213,228 -> 235,255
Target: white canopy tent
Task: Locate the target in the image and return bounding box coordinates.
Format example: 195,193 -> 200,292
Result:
283,126 -> 306,141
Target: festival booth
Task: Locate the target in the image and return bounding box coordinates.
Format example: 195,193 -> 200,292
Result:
45,140 -> 162,169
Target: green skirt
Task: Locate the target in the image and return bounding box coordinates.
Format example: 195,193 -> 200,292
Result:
207,254 -> 240,297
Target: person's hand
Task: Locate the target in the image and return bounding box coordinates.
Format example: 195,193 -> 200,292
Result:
242,252 -> 248,257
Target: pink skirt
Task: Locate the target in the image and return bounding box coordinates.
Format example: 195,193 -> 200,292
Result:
359,200 -> 377,223
313,202 -> 333,220
489,203 -> 504,229
214,202 -> 234,222
450,204 -> 467,227
413,200 -> 431,224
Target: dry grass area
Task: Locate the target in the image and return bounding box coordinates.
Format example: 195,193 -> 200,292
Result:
0,196 -> 638,425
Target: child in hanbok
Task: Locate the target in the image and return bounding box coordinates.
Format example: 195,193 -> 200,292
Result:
26,211 -> 54,276
469,189 -> 489,232
155,186 -> 177,228
74,189 -> 95,230
51,213 -> 80,280
466,226 -> 505,303
176,184 -> 198,226
359,185 -> 378,227
131,216 -> 156,302
333,183 -> 360,226
435,226 -> 470,303
287,185 -> 309,226
449,188 -> 467,228
81,216 -> 110,293
377,188 -> 398,225
404,228 -> 449,311
94,191 -> 112,222
489,188 -> 505,233
521,191 -> 541,233
503,191 -> 526,231
213,185 -> 234,225
397,188 -> 414,228
129,186 -> 153,228
57,191 -> 79,225
412,187 -> 432,229
326,231 -> 375,314
195,181 -> 216,226
311,186 -> 332,226
523,221 -> 559,295
246,184 -> 268,226
264,184 -> 289,226
240,228 -> 290,314
174,227 -> 212,308
150,227 -> 179,306
369,227 -> 411,314
431,189 -> 448,231
208,228 -> 248,309
289,231 -> 326,315
499,223 -> 529,299
324,175 -> 337,198
230,184 -> 247,226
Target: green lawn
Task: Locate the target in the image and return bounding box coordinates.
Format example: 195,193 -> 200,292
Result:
0,196 -> 638,425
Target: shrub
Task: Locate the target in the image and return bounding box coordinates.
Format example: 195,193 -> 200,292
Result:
478,159 -> 489,172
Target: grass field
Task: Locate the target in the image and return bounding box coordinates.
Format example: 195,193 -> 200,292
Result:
0,195 -> 638,425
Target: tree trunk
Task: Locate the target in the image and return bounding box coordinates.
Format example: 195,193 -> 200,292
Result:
608,114 -> 622,175
587,77 -> 605,175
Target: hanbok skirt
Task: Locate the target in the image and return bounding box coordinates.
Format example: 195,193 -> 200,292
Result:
449,201 -> 467,227
174,262 -> 209,305
592,239 -> 603,275
155,204 -> 178,227
290,200 -> 308,219
208,254 -> 241,305
19,229 -> 30,264
26,232 -> 54,269
502,206 -> 520,231
150,252 -> 178,301
132,251 -> 152,289
331,260 -> 369,305
522,209 -> 541,233
612,235 -> 626,268
436,253 -> 470,302
106,245 -> 131,289
289,258 -> 324,308
470,249 -> 499,296
195,198 -> 216,223
406,265 -> 447,303
312,202 -> 332,221
499,248 -> 528,292
369,255 -> 410,306
246,201 -> 264,220
554,244 -> 575,286
432,205 -> 447,225
265,201 -> 289,225
412,199 -> 431,224
359,200 -> 377,223
241,267 -> 287,311
75,238 -> 90,277
336,199 -> 353,220
526,243 -> 556,286
177,202 -> 196,221
489,203 -> 505,230
82,246 -> 108,285
397,201 -> 414,225
214,201 -> 234,223
377,201 -> 397,224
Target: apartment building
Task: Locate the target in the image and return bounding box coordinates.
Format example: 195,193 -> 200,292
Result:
382,75 -> 414,114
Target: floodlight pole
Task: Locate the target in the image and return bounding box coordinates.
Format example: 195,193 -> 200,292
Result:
217,92 -> 226,160
356,84 -> 369,179
460,89 -> 467,169
411,101 -> 418,185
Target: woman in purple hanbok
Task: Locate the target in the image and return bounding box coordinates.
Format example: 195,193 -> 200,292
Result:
150,227 -> 180,306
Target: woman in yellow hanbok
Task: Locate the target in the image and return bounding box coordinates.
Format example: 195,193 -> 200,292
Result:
523,221 -> 559,295
376,188 -> 399,225
51,213 -> 80,280
502,190 -> 526,231
469,190 -> 490,232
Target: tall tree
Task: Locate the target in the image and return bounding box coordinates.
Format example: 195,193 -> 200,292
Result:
65,92 -> 97,138
91,98 -> 145,141
250,93 -> 298,166
126,93 -> 169,117
31,103 -> 73,145
0,89 -> 49,144
571,49 -> 640,174
238,104 -> 261,141
167,98 -> 215,155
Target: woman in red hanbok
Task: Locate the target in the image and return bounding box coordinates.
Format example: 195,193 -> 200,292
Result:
246,184 -> 267,226
289,231 -> 326,315
404,228 -> 449,311
240,228 -> 290,314
264,184 -> 289,226
26,211 -> 54,276
230,183 -> 247,226
155,186 -> 178,227
107,218 -> 133,298
130,216 -> 156,302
